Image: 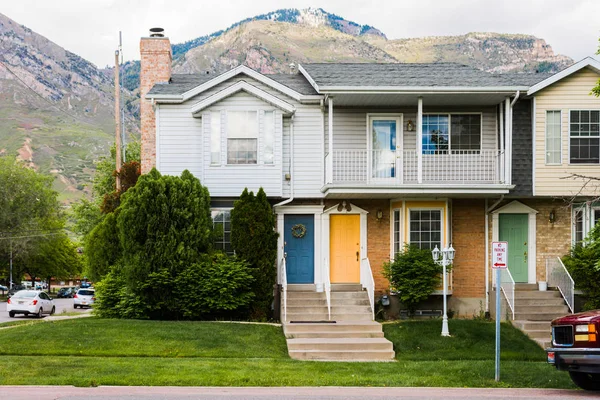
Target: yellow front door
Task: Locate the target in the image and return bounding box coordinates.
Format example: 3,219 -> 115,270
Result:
330,214 -> 360,283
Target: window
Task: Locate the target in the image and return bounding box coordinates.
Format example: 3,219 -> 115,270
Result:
573,207 -> 585,244
263,111 -> 274,164
393,210 -> 401,255
409,210 -> 442,250
227,111 -> 258,164
212,209 -> 233,254
210,112 -> 221,164
422,114 -> 481,154
545,111 -> 561,164
570,110 -> 600,164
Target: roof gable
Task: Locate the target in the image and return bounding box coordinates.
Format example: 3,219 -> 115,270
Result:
527,57 -> 600,96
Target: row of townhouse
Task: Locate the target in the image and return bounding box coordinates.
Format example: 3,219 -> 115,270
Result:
138,31 -> 600,321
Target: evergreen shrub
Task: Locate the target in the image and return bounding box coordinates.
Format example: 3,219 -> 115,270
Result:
563,225 -> 600,310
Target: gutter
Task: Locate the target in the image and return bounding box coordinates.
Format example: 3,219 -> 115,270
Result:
273,115 -> 295,208
485,195 -> 504,314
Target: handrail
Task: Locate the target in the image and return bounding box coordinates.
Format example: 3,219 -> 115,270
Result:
500,268 -> 515,320
280,257 -> 287,323
360,257 -> 375,320
546,257 -> 575,313
324,259 -> 331,320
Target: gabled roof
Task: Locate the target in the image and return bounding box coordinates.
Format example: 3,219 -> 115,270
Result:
146,65 -> 319,102
190,80 -> 295,115
298,63 -> 539,92
527,57 -> 600,96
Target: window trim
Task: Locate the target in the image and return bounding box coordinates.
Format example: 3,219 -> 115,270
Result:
568,109 -> 600,165
406,206 -> 445,250
366,113 -> 403,180
422,112 -> 483,154
545,110 -> 562,165
211,208 -> 233,255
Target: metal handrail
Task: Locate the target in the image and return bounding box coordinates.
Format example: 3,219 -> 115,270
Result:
324,259 -> 331,320
546,257 -> 575,313
280,257 -> 287,323
360,257 -> 375,320
500,268 -> 515,320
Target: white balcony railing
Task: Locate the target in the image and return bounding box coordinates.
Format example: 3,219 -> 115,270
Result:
500,268 -> 515,320
328,149 -> 504,185
546,257 -> 575,314
360,257 -> 375,321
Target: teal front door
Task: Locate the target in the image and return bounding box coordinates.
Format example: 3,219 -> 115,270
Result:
499,214 -> 528,283
284,215 -> 315,284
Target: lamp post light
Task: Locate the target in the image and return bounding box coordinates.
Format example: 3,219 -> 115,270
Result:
432,244 -> 455,337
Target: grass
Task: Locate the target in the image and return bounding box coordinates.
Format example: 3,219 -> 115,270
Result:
0,318 -> 575,388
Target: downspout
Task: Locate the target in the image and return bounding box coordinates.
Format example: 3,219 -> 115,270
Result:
273,114 -> 295,208
485,195 -> 504,314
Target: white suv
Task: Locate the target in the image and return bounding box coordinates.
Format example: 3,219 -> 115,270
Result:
73,288 -> 95,308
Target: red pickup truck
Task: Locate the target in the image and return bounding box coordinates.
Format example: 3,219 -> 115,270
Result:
547,310 -> 600,390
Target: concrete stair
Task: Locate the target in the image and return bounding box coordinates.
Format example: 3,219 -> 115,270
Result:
510,284 -> 570,349
282,284 -> 395,361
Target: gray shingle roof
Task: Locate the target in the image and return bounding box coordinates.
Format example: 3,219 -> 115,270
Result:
301,63 -> 546,88
147,72 -> 318,96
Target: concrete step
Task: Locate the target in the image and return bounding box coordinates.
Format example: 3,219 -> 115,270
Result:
331,284 -> 363,292
534,338 -> 552,349
287,284 -> 317,292
513,312 -> 569,321
516,298 -> 566,306
330,292 -> 369,299
514,305 -> 570,314
287,299 -> 371,307
284,321 -> 383,334
286,331 -> 385,339
287,338 -> 393,351
522,329 -> 552,340
514,291 -> 561,299
288,349 -> 395,361
287,292 -> 326,300
287,313 -> 373,322
287,305 -> 372,314
514,284 -> 540,291
512,320 -> 552,331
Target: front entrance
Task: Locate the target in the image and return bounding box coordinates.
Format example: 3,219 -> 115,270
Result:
330,214 -> 360,283
499,213 -> 528,283
284,214 -> 315,284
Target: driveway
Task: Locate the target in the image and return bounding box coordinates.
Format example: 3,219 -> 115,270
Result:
0,298 -> 92,324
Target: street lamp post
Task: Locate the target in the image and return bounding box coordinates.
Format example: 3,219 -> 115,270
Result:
432,244 -> 455,337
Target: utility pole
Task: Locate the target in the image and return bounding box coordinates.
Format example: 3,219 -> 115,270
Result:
114,46 -> 122,191
120,31 -> 126,164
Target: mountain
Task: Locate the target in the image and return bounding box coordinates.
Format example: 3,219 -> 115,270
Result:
0,12 -> 138,202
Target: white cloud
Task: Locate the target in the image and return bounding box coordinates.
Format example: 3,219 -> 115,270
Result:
2,0 -> 598,67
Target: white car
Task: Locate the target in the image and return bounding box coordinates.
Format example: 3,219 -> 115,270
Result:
73,288 -> 95,308
7,290 -> 55,318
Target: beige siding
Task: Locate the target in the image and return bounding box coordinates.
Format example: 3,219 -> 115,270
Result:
534,68 -> 600,196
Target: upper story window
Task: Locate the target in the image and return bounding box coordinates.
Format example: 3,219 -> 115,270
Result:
569,110 -> 600,164
545,110 -> 561,164
227,111 -> 258,164
422,114 -> 481,154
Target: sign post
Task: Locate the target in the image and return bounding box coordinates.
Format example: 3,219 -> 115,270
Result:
492,241 -> 508,382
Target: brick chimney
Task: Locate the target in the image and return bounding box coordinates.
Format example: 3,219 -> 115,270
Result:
140,28 -> 171,174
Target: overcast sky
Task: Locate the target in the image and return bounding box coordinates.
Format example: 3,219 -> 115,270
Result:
2,0 -> 599,68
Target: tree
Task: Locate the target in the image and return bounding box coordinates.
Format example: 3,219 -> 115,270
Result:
563,224 -> 600,310
230,188 -> 278,320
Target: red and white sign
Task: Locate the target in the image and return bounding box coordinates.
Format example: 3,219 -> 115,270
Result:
492,241 -> 508,269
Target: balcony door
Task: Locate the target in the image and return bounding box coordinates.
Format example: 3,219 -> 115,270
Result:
369,115 -> 402,181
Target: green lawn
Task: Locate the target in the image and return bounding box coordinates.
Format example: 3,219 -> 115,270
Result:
0,318 -> 574,388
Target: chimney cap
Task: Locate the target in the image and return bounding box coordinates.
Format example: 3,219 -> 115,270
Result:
149,27 -> 165,37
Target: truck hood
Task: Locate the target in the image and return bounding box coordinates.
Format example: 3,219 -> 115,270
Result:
552,310 -> 600,325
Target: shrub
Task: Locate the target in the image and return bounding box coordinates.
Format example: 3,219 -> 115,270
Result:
563,224 -> 600,310
85,212 -> 121,282
230,188 -> 278,320
383,245 -> 445,315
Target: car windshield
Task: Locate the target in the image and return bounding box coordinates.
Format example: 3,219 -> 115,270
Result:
78,290 -> 94,296
12,291 -> 37,298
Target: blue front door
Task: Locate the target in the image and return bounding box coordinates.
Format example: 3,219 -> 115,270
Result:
284,214 -> 315,284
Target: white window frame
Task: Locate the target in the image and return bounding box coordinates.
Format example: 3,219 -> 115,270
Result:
545,110 -> 562,165
406,207 -> 445,250
366,114 -> 403,180
211,208 -> 233,254
568,109 -> 600,165
422,112 -> 483,154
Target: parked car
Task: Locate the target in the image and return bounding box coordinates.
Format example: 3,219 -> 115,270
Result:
547,310 -> 600,390
0,285 -> 8,293
73,289 -> 95,308
80,282 -> 92,289
6,290 -> 55,318
56,287 -> 76,298
7,285 -> 27,298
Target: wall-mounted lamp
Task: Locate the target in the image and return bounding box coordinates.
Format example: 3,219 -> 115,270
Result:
549,210 -> 556,224
337,201 -> 352,212
406,119 -> 415,132
376,209 -> 384,222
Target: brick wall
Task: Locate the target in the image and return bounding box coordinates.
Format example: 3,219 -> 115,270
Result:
140,37 -> 172,174
451,199 -> 486,298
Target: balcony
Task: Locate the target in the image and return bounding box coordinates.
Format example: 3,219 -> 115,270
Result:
324,149 -> 508,195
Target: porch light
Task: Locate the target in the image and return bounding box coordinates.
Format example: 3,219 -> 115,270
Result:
431,245 -> 440,261
406,119 -> 415,132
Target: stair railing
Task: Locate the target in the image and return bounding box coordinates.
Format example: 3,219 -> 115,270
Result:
324,258 -> 331,320
280,257 -> 287,323
546,257 -> 575,313
360,257 -> 375,320
500,267 -> 515,320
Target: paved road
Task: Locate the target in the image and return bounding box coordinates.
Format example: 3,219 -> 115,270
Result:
0,298 -> 91,324
0,386 -> 595,400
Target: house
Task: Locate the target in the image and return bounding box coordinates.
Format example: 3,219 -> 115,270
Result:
139,29 -> 600,357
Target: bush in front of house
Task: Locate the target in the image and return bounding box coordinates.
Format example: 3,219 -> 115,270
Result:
85,212 -> 121,282
562,224 -> 600,310
383,245 -> 445,315
231,187 -> 278,320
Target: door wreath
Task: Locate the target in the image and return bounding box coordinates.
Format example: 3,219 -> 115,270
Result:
291,223 -> 307,238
